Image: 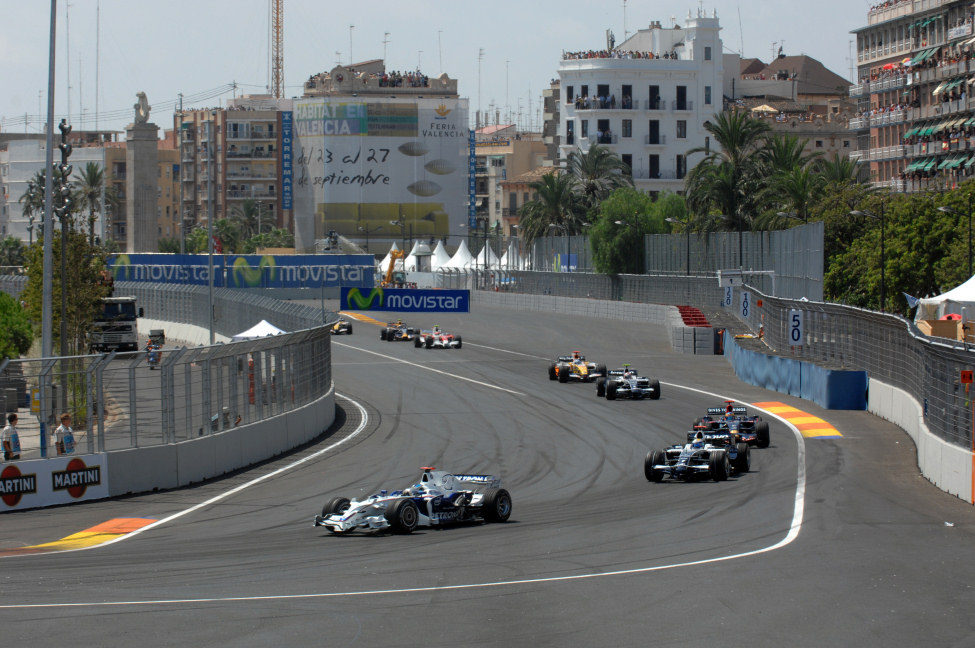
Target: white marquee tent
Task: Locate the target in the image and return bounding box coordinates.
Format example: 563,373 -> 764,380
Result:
443,240 -> 474,269
499,241 -> 526,270
916,275 -> 975,321
472,242 -> 500,270
430,241 -> 452,271
403,241 -> 422,271
232,320 -> 286,341
378,242 -> 401,274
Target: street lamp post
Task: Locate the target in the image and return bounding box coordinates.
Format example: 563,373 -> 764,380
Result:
665,216 -> 690,276
939,195 -> 973,278
850,206 -> 887,313
358,224 -> 382,255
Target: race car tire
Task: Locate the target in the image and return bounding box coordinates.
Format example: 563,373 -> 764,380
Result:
648,379 -> 661,400
347,324 -> 353,335
594,364 -> 607,379
645,450 -> 666,482
709,451 -> 729,481
482,488 -> 512,522
755,421 -> 771,448
381,328 -> 388,340
386,498 -> 419,534
606,382 -> 617,400
596,378 -> 606,397
414,337 -> 422,348
321,496 -> 351,518
454,336 -> 462,349
558,366 -> 569,383
734,442 -> 750,473
425,337 -> 433,349
549,364 -> 557,380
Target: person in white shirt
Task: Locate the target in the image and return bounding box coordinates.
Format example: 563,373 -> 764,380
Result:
1,413 -> 20,461
53,413 -> 75,456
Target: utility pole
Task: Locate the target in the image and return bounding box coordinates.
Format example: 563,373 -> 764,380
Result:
478,48 -> 485,128
56,119 -> 73,414
207,115 -> 215,345
178,92 -> 185,254
95,0 -> 99,132
271,0 -> 283,98
349,24 -> 354,66
41,0 -> 58,459
438,30 -> 443,74
383,32 -> 390,63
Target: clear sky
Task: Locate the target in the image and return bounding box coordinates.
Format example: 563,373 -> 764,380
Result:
0,0 -> 875,137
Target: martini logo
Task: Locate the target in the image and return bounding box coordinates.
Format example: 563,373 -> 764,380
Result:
344,287 -> 384,309
0,465 -> 37,507
435,104 -> 451,119
52,458 -> 101,499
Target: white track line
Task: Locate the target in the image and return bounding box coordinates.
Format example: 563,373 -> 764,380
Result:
463,342 -> 549,359
0,391 -> 370,559
0,382 -> 806,608
332,340 -> 524,395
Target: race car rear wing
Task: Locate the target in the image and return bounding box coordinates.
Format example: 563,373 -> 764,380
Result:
608,368 -> 639,376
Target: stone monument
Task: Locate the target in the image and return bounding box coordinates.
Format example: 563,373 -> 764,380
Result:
125,92 -> 160,252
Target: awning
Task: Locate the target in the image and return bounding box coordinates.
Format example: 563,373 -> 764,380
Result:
965,116 -> 975,126
933,81 -> 948,95
965,154 -> 975,167
903,127 -> 919,139
925,158 -> 938,171
905,159 -> 924,171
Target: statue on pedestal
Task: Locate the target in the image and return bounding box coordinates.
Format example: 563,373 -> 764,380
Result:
134,92 -> 151,124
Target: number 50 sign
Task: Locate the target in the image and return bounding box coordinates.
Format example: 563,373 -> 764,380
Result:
789,309 -> 804,346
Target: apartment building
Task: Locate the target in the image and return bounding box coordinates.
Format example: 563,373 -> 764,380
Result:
557,8 -> 723,194
474,125 -> 547,234
851,0 -> 975,192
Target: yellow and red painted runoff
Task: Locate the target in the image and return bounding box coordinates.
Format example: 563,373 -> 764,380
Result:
753,401 -> 843,439
0,517 -> 156,557
339,311 -> 386,327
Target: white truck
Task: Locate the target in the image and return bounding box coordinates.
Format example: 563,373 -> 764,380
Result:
89,296 -> 143,353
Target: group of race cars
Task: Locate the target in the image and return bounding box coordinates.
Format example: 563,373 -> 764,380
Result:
314,321 -> 773,535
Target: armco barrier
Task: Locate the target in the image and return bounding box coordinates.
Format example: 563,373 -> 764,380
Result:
868,379 -> 972,502
724,331 -> 867,410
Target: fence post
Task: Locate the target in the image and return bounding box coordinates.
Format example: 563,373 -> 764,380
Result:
95,351 -> 115,452
126,354 -> 145,447
160,347 -> 187,444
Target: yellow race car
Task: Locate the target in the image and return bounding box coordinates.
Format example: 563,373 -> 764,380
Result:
548,352 -> 607,383
330,319 -> 353,335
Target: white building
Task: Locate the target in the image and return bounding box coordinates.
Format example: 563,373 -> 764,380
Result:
0,136 -> 108,243
558,8 -> 723,194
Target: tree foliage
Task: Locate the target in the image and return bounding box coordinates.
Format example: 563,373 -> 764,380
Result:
589,188 -> 672,274
0,292 -> 32,360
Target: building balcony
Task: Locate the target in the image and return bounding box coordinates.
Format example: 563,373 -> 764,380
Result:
643,99 -> 664,111
227,130 -> 276,140
671,100 -> 693,112
226,171 -> 277,180
910,98 -> 970,120
226,150 -> 273,159
644,134 -> 667,145
180,130 -> 195,143
867,0 -> 950,26
857,40 -> 912,65
589,133 -> 618,145
227,190 -> 278,200
632,169 -> 679,180
849,116 -> 869,130
867,145 -> 909,161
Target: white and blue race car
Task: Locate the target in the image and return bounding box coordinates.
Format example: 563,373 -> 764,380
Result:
313,468 -> 512,534
644,431 -> 749,482
596,365 -> 661,400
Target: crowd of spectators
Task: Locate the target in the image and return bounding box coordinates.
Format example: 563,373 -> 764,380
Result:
377,70 -> 429,88
573,94 -> 634,110
854,102 -> 911,120
562,49 -> 679,60
868,0 -> 911,15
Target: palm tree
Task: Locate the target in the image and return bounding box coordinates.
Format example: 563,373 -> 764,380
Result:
687,110 -> 771,167
19,172 -> 45,243
566,144 -> 632,211
0,236 -> 25,269
816,153 -> 863,186
758,133 -> 819,175
231,199 -> 261,240
73,162 -> 105,247
754,166 -> 824,230
517,172 -> 582,247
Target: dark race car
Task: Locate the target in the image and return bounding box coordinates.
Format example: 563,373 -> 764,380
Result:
644,430 -> 750,483
695,401 -> 770,448
596,365 -> 660,400
381,320 -> 419,342
330,319 -> 353,335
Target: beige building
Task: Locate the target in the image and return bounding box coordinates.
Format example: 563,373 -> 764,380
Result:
475,125 -> 547,234
499,166 -> 554,235
304,59 -> 458,98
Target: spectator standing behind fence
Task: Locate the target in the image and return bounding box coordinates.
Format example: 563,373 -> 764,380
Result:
1,413 -> 20,461
53,413 -> 75,456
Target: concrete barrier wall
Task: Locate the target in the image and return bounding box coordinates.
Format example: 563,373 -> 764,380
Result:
724,331 -> 867,410
107,386 -> 334,496
868,378 -> 973,503
474,291 -> 714,354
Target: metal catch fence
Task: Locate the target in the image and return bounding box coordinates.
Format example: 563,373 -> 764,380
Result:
0,281 -> 336,460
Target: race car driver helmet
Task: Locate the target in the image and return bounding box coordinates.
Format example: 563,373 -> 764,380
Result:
624,371 -> 634,379
692,431 -> 705,448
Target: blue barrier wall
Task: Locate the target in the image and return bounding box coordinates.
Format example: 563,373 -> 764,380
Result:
724,331 -> 867,410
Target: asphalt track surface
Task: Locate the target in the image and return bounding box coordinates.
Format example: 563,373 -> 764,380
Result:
1,303 -> 974,647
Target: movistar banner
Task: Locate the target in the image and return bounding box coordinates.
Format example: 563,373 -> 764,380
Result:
341,287 -> 470,312
108,254 -> 374,289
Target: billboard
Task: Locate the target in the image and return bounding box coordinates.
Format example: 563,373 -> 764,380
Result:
0,454 -> 109,511
108,253 -> 374,289
291,97 -> 469,251
341,287 -> 470,313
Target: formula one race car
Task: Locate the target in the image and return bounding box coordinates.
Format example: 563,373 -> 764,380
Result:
313,467 -> 512,534
596,365 -> 661,400
329,319 -> 353,335
414,325 -> 462,349
696,401 -> 770,448
381,320 -> 419,342
548,351 -> 607,383
644,431 -> 750,482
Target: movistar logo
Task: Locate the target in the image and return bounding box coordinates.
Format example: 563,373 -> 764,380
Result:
232,255 -> 276,287
346,287 -> 383,309
112,254 -> 131,281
